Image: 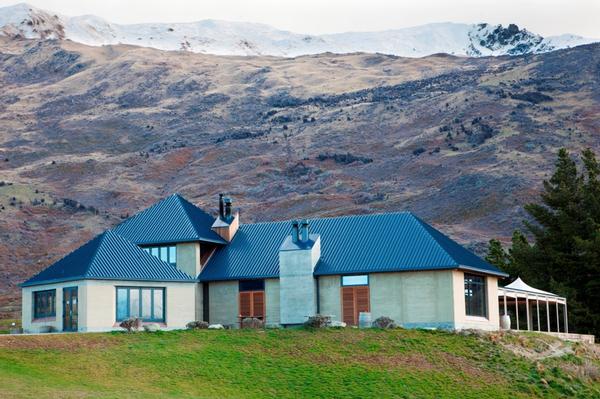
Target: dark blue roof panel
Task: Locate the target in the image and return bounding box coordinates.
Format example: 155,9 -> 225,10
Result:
200,212 -> 507,281
21,231 -> 195,287
113,194 -> 226,245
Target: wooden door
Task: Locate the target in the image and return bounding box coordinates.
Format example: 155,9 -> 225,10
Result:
342,286 -> 370,325
239,291 -> 265,320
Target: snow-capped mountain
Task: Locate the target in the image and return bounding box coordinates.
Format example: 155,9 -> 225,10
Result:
0,3 -> 597,57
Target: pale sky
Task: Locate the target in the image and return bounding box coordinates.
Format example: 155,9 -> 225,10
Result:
2,0 -> 599,38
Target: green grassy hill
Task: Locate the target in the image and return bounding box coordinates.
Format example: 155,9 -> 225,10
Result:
0,328 -> 598,398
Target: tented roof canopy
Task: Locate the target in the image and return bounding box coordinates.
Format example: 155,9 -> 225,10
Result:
503,277 -> 559,297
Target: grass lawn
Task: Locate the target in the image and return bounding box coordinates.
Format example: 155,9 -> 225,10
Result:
0,328 -> 598,398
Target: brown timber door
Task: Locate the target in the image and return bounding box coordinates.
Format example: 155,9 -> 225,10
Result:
341,286 -> 370,325
239,291 -> 265,321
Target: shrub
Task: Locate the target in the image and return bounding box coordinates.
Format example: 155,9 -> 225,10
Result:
186,321 -> 209,329
119,317 -> 141,332
304,314 -> 331,328
241,317 -> 264,329
372,316 -> 397,329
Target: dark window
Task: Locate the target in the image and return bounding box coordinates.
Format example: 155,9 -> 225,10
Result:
116,287 -> 165,322
341,275 -> 369,286
141,245 -> 177,266
33,289 -> 56,318
239,279 -> 265,292
464,274 -> 487,317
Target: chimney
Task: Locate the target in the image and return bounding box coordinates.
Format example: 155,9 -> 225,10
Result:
279,220 -> 321,326
218,193 -> 225,220
211,195 -> 239,242
291,220 -> 300,243
224,197 -> 233,222
299,219 -> 309,242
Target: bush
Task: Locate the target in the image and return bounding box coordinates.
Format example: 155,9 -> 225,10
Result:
119,317 -> 141,332
186,321 -> 209,329
241,318 -> 264,329
372,316 -> 397,329
304,314 -> 331,328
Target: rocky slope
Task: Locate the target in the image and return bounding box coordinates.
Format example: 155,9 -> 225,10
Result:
0,3 -> 597,57
0,37 -> 599,318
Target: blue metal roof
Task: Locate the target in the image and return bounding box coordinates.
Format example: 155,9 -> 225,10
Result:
200,212 -> 507,281
113,194 -> 226,245
21,231 -> 195,287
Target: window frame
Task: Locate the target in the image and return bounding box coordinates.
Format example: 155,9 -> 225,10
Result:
141,245 -> 177,266
464,273 -> 488,318
33,289 -> 56,319
341,275 -> 369,287
115,286 -> 166,323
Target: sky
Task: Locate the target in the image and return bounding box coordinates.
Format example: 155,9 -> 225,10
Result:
1,0 -> 599,38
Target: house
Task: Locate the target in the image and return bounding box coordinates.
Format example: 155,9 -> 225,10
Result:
21,193 -> 508,333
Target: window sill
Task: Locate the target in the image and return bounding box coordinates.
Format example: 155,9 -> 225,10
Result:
32,317 -> 56,323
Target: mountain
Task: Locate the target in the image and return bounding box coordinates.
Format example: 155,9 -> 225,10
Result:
1,36 -> 599,319
0,3 -> 597,57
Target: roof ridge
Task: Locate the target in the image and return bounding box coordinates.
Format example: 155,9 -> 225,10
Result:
172,194 -> 204,237
83,231 -> 112,279
240,210 -> 414,227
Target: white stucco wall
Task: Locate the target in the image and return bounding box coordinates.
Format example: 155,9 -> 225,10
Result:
22,281 -> 85,333
22,280 -> 196,333
452,270 -> 500,331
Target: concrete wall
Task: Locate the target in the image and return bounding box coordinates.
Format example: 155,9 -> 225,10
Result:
370,271 -> 455,329
279,236 -> 320,325
176,242 -> 201,278
452,271 -> 499,331
22,280 -> 196,333
318,275 -> 342,320
318,270 -> 500,330
208,280 -> 239,327
265,279 -> 280,325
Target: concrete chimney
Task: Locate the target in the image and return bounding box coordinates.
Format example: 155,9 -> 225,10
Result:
279,220 -> 320,326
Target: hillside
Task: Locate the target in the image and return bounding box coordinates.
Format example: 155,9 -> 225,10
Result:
0,3 -> 597,57
0,328 -> 599,398
0,38 -> 600,319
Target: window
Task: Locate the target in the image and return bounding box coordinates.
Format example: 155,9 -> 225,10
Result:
464,274 -> 487,317
116,287 -> 165,322
341,275 -> 369,286
33,289 -> 56,319
141,245 -> 177,266
238,280 -> 265,320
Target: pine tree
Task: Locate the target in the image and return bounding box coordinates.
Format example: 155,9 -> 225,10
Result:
488,148 -> 600,336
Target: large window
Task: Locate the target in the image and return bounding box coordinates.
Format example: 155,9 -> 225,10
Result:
141,245 -> 176,266
116,287 -> 165,322
33,289 -> 56,319
464,274 -> 487,317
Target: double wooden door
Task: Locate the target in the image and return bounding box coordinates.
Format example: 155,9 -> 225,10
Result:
342,286 -> 370,326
